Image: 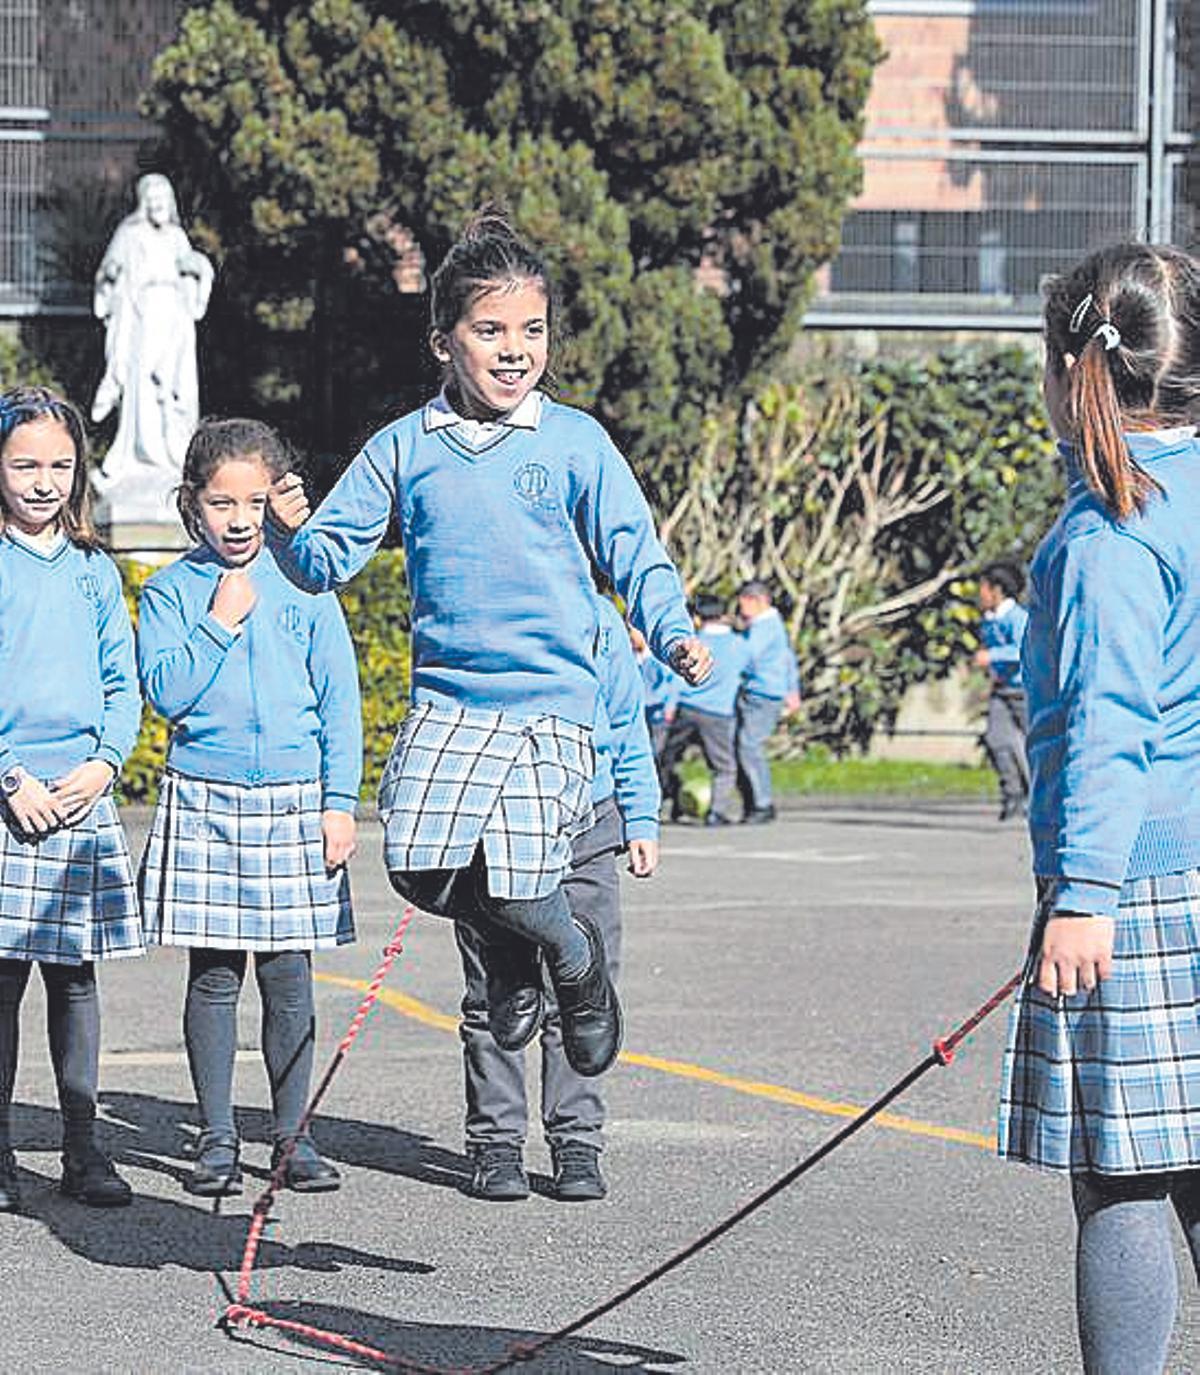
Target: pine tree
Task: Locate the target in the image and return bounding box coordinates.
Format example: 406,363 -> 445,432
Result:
146,0 -> 879,481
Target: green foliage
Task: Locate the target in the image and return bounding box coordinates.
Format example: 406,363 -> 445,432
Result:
115,559 -> 171,805
334,549 -> 411,797
660,344 -> 1062,749
0,332 -> 63,391
116,549 -> 411,804
144,0 -> 879,473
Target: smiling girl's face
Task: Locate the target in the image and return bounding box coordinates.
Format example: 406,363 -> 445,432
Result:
0,417 -> 77,539
432,276 -> 549,420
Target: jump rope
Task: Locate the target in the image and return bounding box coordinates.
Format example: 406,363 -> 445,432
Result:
217,904 -> 1025,1372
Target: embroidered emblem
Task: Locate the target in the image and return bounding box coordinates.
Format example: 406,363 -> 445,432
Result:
277,604 -> 306,642
76,573 -> 101,602
513,462 -> 551,503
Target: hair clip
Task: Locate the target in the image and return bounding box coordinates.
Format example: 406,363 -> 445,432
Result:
1092,321 -> 1122,351
1068,293 -> 1094,336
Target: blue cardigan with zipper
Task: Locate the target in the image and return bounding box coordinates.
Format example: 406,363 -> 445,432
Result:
137,543 -> 362,811
1024,430 -> 1200,917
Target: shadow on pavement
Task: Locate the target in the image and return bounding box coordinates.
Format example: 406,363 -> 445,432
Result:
89,1090 -> 475,1192
222,1300 -> 686,1372
5,1157 -> 433,1278
4,1092 -> 467,1274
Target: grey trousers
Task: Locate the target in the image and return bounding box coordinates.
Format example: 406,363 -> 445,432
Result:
455,797 -> 624,1152
736,690 -> 783,813
983,688 -> 1029,807
661,706 -> 739,820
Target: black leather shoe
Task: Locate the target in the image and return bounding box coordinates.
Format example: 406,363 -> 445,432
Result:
485,938 -> 545,1052
0,1150 -> 20,1212
551,1142 -> 606,1202
61,1145 -> 132,1207
743,805 -> 776,824
553,917 -> 622,1078
465,1143 -> 529,1201
704,812 -> 733,827
185,1131 -> 243,1197
272,1136 -> 341,1193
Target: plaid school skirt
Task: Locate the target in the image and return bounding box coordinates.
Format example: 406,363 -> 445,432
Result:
0,796 -> 143,964
140,772 -> 354,952
998,869 -> 1200,1175
378,701 -> 595,901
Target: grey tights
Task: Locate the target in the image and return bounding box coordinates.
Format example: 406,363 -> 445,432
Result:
184,949 -> 315,1142
1072,1169 -> 1200,1374
0,958 -> 99,1153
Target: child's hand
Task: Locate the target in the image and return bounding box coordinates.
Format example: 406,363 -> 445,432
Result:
628,839 -> 659,878
783,691 -> 801,717
51,760 -> 116,825
269,473 -> 310,532
1037,915 -> 1115,997
973,648 -> 991,668
5,771 -> 67,836
210,569 -> 257,629
322,809 -> 357,873
670,635 -> 713,686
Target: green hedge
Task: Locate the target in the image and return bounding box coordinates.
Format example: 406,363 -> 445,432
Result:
117,550 -> 411,805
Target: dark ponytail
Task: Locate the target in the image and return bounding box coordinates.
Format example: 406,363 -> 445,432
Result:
429,204 -> 555,338
1044,243 -> 1200,519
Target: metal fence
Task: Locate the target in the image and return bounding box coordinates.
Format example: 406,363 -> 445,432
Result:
1,0 -> 1195,328
0,0 -> 184,315
815,0 -> 1190,328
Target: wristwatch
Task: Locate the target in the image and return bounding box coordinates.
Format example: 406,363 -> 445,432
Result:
0,766 -> 24,798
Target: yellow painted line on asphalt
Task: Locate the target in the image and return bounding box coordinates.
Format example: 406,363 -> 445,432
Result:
316,974 -> 995,1152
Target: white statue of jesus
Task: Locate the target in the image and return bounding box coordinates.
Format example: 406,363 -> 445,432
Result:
91,174 -> 213,517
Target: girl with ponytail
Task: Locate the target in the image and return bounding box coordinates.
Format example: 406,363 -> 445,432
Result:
264,207 -> 710,1095
1000,243 -> 1200,1372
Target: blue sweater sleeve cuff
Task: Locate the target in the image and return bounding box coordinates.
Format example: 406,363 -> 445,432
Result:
198,614 -> 238,653
624,817 -> 660,843
91,744 -> 124,772
322,791 -> 359,815
1052,877 -> 1122,918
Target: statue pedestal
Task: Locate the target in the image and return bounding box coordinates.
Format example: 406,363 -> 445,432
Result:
92,469 -> 188,561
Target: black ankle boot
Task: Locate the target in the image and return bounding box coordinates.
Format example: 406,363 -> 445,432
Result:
485,938 -> 545,1052
61,1143 -> 132,1207
553,917 -> 622,1078
271,1135 -> 341,1192
185,1130 -> 243,1198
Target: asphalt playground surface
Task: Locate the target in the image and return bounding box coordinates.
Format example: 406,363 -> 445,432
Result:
3,801 -> 1199,1373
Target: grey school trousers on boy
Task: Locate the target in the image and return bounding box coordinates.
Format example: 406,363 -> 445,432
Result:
455,797 -> 624,1152
661,706 -> 739,821
983,687 -> 1029,809
736,690 -> 783,813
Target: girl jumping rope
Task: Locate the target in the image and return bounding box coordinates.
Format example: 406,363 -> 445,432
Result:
138,418 -> 361,1197
267,211 -> 709,1079
0,385 -> 144,1210
998,243 -> 1200,1373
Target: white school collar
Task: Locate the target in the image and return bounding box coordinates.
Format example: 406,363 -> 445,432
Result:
424,389 -> 544,435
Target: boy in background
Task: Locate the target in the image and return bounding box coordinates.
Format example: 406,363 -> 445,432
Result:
660,594 -> 750,827
735,580 -> 800,824
975,561 -> 1029,822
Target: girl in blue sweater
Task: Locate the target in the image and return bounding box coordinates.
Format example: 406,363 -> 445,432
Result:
139,418 -> 361,1198
268,211 -> 709,1079
998,244 -> 1200,1373
0,386 -> 143,1211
